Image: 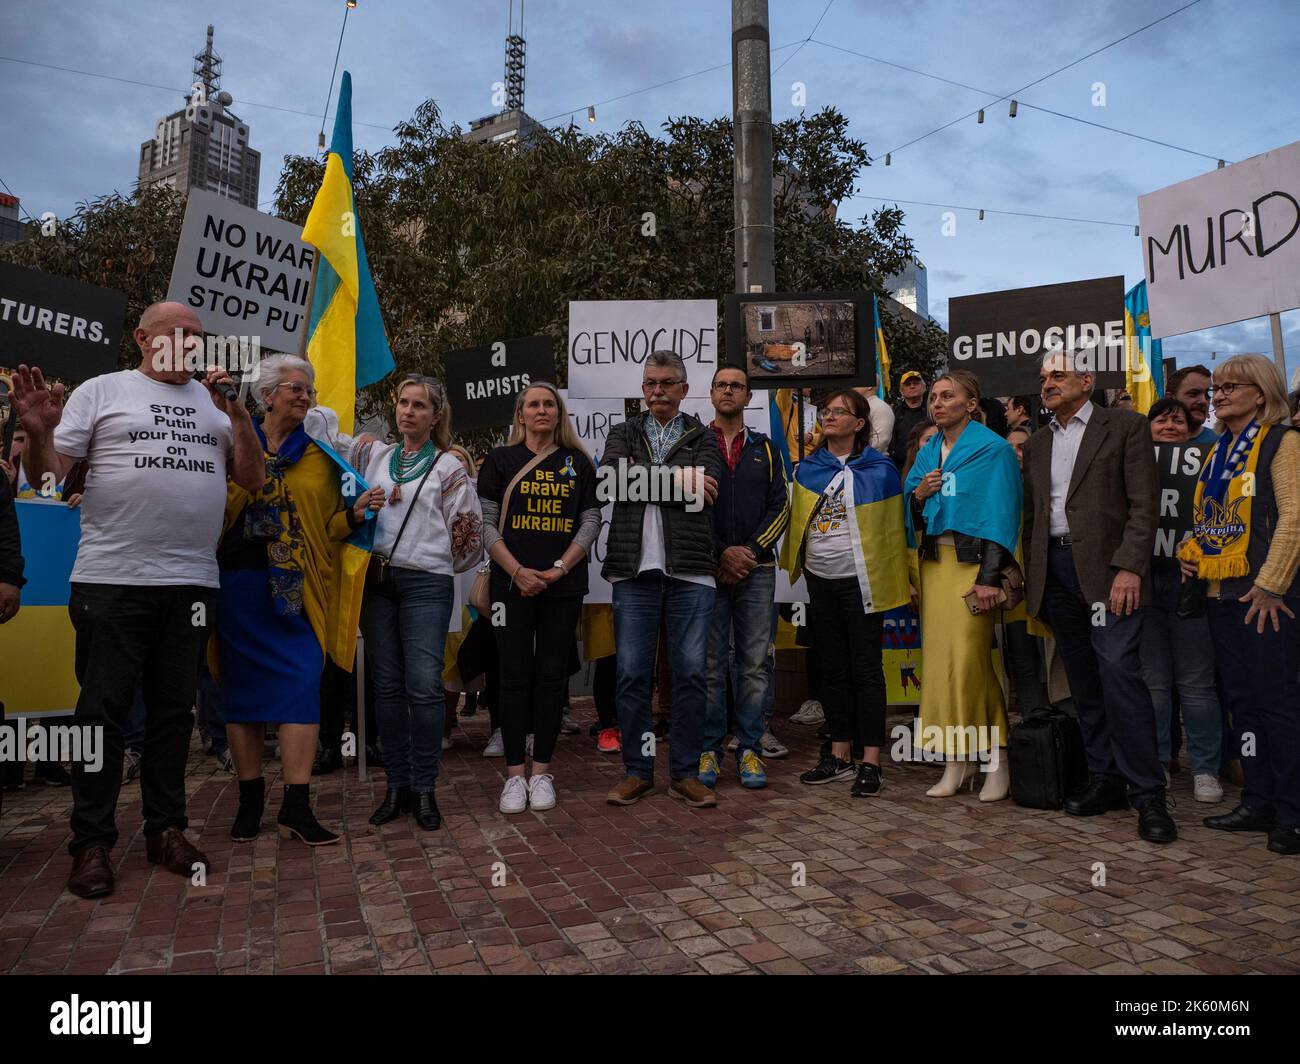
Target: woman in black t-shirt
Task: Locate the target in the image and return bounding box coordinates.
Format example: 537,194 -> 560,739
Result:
477,383 -> 601,815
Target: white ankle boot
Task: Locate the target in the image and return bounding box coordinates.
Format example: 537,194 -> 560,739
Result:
926,760 -> 978,797
978,752 -> 1010,802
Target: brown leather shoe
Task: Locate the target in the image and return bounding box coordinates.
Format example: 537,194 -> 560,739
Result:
67,846 -> 114,899
669,778 -> 718,808
145,827 -> 211,878
606,776 -> 655,805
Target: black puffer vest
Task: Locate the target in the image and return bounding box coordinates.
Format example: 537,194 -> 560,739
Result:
1219,424 -> 1300,600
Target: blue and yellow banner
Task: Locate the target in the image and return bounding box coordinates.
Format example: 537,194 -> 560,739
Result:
0,499 -> 80,717
301,71 -> 394,434
1124,280 -> 1163,414
873,292 -> 891,401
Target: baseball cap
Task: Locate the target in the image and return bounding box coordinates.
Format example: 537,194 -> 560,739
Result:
899,370 -> 923,385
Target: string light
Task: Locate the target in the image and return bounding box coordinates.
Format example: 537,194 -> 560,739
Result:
1008,99 -> 1018,118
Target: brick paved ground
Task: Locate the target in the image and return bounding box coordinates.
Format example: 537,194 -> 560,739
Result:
2,701 -> 1298,976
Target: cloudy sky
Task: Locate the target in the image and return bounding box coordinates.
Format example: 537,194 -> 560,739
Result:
4,0 -> 1298,383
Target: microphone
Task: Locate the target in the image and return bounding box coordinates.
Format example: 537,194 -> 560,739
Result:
196,370 -> 239,403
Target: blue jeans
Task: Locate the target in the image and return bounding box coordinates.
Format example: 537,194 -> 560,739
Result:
124,691 -> 146,754
1139,566 -> 1221,776
197,660 -> 228,757
613,570 -> 714,781
704,565 -> 775,760
359,569 -> 454,792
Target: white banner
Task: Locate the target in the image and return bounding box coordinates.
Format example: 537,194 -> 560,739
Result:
568,299 -> 718,398
562,392 -> 626,604
166,188 -> 315,355
676,390 -> 771,435
1138,139 -> 1300,338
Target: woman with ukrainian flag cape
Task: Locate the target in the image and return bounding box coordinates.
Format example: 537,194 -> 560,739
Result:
215,355 -> 381,848
904,371 -> 1021,803
781,388 -> 909,798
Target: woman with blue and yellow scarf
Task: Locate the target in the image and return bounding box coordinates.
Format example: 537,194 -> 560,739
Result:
905,371 -> 1021,803
216,355 -> 380,847
1179,355 -> 1300,856
781,388 -> 909,797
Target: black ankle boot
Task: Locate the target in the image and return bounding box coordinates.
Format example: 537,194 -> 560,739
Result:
413,790 -> 441,831
231,777 -> 265,841
277,783 -> 340,846
369,786 -> 411,825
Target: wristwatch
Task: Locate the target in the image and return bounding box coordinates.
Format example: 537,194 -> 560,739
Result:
552,558 -> 568,573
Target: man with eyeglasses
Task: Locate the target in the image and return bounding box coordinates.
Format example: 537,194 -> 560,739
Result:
1021,348 -> 1172,844
697,366 -> 789,791
1167,364 -> 1217,446
602,350 -> 725,809
12,301 -> 264,898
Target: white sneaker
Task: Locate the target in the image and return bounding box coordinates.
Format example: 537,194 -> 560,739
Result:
499,775 -> 529,814
442,733 -> 454,751
790,700 -> 825,725
1193,773 -> 1224,804
559,710 -> 580,735
483,729 -> 504,757
726,736 -> 739,752
761,730 -> 789,759
527,773 -> 556,811
526,733 -> 534,758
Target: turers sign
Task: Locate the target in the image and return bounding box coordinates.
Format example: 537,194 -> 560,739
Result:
166,188 -> 315,354
947,276 -> 1127,394
1138,139 -> 1300,338
441,336 -> 556,430
568,299 -> 717,398
0,262 -> 126,382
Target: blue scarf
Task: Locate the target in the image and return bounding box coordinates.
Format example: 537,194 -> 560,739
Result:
903,420 -> 1022,555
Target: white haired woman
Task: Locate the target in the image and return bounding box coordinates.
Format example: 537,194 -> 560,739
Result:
356,375 -> 483,830
1180,354 -> 1300,855
219,355 -> 384,846
477,382 -> 600,814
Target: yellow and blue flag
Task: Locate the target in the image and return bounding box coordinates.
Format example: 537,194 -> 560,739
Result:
1124,280 -> 1163,414
301,71 -> 394,434
0,500 -> 80,717
873,293 -> 891,401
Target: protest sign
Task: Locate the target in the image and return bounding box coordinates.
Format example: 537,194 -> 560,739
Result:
442,336 -> 555,430
1152,442 -> 1209,559
166,188 -> 314,355
1139,139 -> 1300,338
568,299 -> 717,398
562,391 -> 625,604
0,262 -> 126,382
723,292 -> 873,389
947,276 -> 1127,393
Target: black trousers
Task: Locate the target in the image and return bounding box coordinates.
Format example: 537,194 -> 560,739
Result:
491,589 -> 582,765
1039,544 -> 1163,797
805,572 -> 886,748
67,583 -> 214,854
593,655 -> 617,729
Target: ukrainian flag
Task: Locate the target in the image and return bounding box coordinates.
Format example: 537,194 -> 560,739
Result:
1124,280 -> 1163,414
0,500 -> 80,717
780,445 -> 910,614
873,293 -> 891,401
301,71 -> 394,434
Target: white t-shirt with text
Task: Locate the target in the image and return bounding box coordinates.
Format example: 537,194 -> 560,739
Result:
53,370 -> 234,587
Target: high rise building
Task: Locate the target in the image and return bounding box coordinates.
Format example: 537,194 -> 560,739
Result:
884,258 -> 930,320
464,7 -> 544,147
137,25 -> 260,207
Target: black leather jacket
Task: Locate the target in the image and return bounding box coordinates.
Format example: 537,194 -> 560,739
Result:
909,494 -> 1012,587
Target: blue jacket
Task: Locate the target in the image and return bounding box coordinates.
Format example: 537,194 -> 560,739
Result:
712,426 -> 790,563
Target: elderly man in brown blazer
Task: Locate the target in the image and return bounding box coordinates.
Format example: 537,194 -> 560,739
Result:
1022,349 -> 1174,843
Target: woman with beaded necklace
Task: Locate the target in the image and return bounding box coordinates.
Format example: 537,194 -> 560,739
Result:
356,375 -> 483,831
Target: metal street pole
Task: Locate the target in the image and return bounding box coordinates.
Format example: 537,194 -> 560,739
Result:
732,0 -> 774,296
1269,311 -> 1287,380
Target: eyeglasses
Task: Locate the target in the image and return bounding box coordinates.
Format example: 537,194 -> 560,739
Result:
642,378 -> 684,393
275,382 -> 317,398
819,407 -> 856,421
1212,381 -> 1254,396
711,381 -> 748,392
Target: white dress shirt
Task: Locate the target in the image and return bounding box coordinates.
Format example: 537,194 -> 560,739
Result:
1047,400 -> 1094,536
